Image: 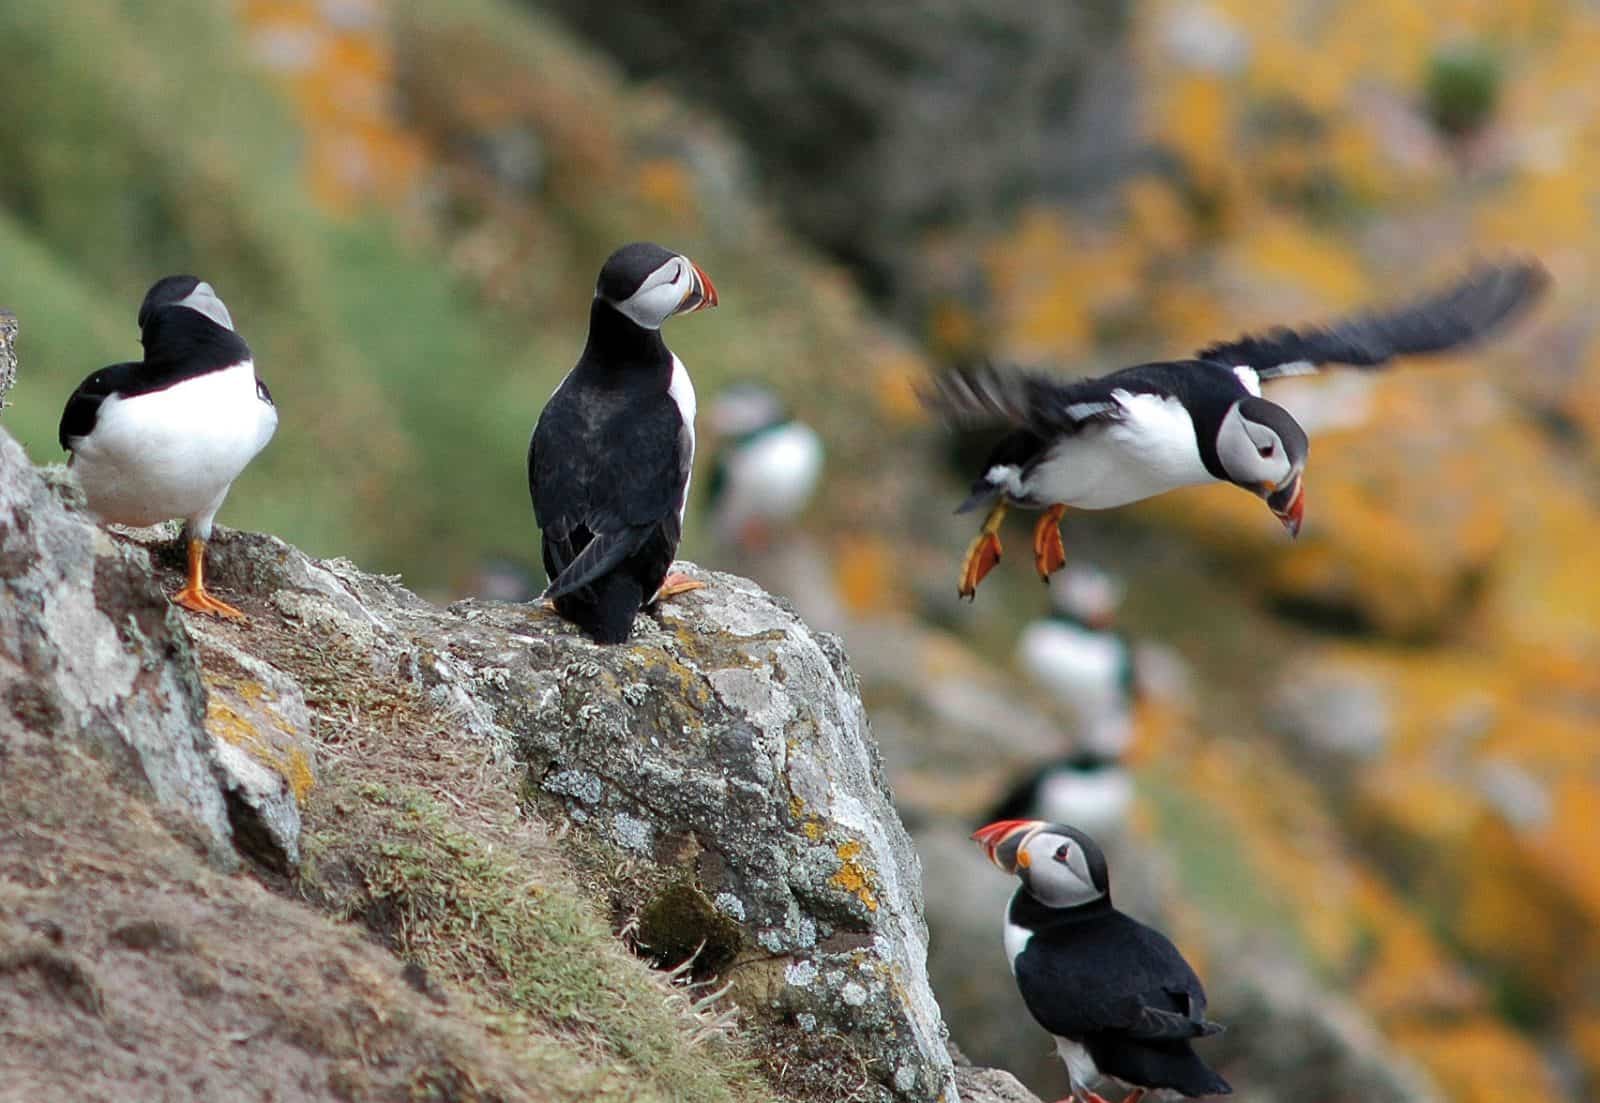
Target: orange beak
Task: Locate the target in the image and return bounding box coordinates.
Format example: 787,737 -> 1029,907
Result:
971,819 -> 1042,873
677,261 -> 719,315
1268,474 -> 1305,538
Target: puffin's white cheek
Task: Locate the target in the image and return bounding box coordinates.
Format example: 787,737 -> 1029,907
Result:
617,279 -> 684,329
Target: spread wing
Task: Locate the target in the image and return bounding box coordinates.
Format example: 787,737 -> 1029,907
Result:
1014,917 -> 1222,1042
919,362 -> 1128,437
530,382 -> 692,600
58,362 -> 140,451
1198,258 -> 1548,381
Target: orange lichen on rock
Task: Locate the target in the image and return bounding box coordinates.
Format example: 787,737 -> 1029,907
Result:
829,840 -> 879,912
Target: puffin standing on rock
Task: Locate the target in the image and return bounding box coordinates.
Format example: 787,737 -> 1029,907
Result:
59,276 -> 277,619
924,259 -> 1548,598
530,242 -> 718,643
972,819 -> 1231,1103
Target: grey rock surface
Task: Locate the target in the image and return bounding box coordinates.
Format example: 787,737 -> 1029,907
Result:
0,430 -> 232,855
0,310 -> 15,406
189,533 -> 964,1102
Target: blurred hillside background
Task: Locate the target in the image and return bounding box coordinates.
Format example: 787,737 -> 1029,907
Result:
2,1 -> 1598,1100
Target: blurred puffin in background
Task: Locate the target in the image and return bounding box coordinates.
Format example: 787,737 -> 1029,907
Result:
923,259 -> 1548,599
704,381 -> 823,552
59,275 -> 276,620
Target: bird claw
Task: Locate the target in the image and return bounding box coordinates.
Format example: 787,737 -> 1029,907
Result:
170,584 -> 247,621
1033,504 -> 1067,580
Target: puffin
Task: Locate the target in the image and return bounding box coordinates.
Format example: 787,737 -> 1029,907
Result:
972,819 -> 1231,1103
983,751 -> 1134,841
59,275 -> 277,619
529,242 -> 718,643
705,381 -> 824,550
1018,565 -> 1138,760
923,259 -> 1547,598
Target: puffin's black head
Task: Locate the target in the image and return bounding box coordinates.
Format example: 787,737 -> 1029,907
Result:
1215,396 -> 1308,537
137,275 -> 235,334
972,818 -> 1110,909
595,242 -> 718,330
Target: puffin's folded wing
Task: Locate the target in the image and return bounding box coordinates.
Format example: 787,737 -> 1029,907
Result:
541,521 -> 653,601
58,363 -> 138,450
1197,258 -> 1548,380
920,362 -> 1124,436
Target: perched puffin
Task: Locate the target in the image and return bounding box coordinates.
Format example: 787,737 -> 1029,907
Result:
529,242 -> 718,643
984,751 -> 1134,841
972,819 -> 1231,1103
59,276 -> 277,619
1018,565 -> 1138,760
705,381 -> 824,549
923,259 -> 1547,598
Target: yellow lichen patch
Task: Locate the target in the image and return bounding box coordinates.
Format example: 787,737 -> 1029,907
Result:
205,695 -> 317,806
829,840 -> 879,912
870,347 -> 933,426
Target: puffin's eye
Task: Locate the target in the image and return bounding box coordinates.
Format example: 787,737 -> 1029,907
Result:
1053,843 -> 1072,864
1258,442 -> 1275,459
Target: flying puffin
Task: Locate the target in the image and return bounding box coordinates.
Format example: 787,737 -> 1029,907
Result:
923,259 -> 1547,598
705,381 -> 824,550
1018,564 -> 1139,760
529,242 -> 718,643
972,819 -> 1231,1103
59,276 -> 277,620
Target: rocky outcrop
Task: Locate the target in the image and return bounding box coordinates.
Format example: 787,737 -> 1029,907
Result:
0,432 -> 232,856
0,310 -> 15,406
0,424 -> 996,1102
183,538 -> 960,1102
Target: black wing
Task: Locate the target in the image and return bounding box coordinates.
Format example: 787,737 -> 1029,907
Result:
1014,913 -> 1221,1042
1198,258 -> 1548,380
920,362 -> 1130,437
58,362 -> 141,451
530,380 -> 692,600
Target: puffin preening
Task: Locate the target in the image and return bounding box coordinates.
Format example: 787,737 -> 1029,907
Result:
59,276 -> 277,619
973,819 -> 1231,1103
924,259 -> 1548,599
529,242 -> 718,643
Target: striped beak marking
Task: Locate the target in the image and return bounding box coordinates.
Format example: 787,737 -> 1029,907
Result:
971,819 -> 1046,874
676,262 -> 719,315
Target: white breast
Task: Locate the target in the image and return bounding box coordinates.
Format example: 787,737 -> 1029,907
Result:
1054,1036 -> 1101,1093
1017,620 -> 1135,757
1022,391 -> 1212,510
668,354 -> 697,522
713,421 -> 824,539
70,362 -> 277,534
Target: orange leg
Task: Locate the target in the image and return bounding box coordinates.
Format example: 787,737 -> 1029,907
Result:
1119,1091 -> 1145,1103
656,571 -> 705,601
958,501 -> 1007,600
1033,503 -> 1067,580
170,537 -> 246,620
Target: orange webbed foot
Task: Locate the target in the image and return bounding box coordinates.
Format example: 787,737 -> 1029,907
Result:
1033,504 -> 1067,580
170,535 -> 246,620
959,530 -> 1002,600
656,571 -> 705,601
171,583 -> 247,621
958,500 -> 1009,600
